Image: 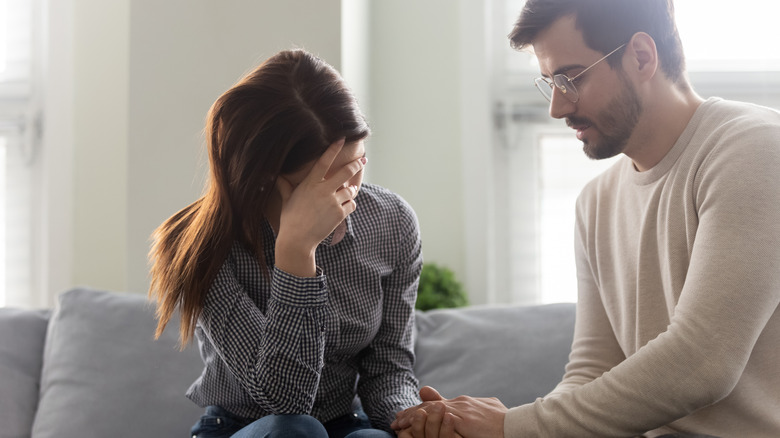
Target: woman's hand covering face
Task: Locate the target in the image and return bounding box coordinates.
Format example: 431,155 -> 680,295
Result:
272,138 -> 366,276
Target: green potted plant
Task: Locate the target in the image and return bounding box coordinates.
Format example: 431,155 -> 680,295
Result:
415,262 -> 468,311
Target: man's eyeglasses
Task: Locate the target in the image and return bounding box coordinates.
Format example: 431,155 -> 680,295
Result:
534,44 -> 626,103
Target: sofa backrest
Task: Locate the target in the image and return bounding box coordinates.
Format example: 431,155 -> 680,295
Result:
414,303 -> 575,408
0,289 -> 576,438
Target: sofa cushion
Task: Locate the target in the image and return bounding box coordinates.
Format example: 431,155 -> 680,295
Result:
31,288 -> 205,438
0,307 -> 50,438
414,303 -> 575,408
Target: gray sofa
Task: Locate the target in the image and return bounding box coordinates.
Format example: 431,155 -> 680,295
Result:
0,287 -> 575,438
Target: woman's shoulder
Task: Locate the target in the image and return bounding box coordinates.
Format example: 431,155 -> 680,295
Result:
354,183 -> 419,229
356,183 -> 415,213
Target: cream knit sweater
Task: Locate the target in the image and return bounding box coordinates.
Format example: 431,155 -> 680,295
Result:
505,98 -> 780,437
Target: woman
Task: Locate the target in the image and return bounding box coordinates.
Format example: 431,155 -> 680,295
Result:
148,49 -> 422,438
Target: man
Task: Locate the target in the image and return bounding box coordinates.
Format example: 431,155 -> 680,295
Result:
391,0 -> 780,436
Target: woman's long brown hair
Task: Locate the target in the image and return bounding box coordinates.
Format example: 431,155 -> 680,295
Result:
148,49 -> 370,348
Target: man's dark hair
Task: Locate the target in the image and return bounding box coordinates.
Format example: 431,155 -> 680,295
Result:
508,0 -> 686,83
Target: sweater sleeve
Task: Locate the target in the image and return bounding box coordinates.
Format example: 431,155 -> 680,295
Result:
198,257 -> 329,415
505,121 -> 780,437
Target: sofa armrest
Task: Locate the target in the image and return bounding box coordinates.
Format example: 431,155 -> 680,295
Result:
0,307 -> 50,437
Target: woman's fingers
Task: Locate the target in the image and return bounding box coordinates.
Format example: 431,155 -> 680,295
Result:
327,155 -> 366,190
335,184 -> 359,206
308,138 -> 345,182
303,139 -> 366,192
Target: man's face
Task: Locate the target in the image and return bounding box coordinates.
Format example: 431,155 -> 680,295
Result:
532,15 -> 643,160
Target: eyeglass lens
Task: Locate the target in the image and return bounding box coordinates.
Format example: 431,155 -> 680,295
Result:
554,76 -> 577,102
534,76 -> 578,103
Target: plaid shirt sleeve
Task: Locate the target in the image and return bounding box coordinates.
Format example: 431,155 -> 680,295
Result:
199,259 -> 331,414
356,194 -> 423,430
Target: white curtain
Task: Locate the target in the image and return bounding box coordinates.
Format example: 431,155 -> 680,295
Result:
0,0 -> 39,307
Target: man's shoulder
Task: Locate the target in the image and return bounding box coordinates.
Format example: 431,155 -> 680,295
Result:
693,98 -> 780,163
701,98 -> 780,130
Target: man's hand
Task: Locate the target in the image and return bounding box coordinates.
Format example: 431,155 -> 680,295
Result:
392,386 -> 507,438
394,387 -> 461,438
393,386 -> 446,429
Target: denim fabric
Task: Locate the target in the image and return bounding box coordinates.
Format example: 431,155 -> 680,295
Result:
190,406 -> 249,438
190,406 -> 393,438
323,409 -> 393,438
656,435 -> 720,438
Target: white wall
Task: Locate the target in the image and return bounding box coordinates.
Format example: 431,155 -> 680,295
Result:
38,0 -> 75,307
72,0 -> 130,293
353,1 -> 493,304
44,0 -> 494,304
358,1 -> 466,299
45,0 -> 343,301
125,0 -> 342,295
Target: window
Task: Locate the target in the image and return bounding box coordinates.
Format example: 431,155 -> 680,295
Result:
676,1 -> 780,72
538,135 -> 617,303
492,0 -> 780,304
0,0 -> 39,307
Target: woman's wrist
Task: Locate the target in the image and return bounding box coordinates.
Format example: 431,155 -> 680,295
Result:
274,235 -> 317,277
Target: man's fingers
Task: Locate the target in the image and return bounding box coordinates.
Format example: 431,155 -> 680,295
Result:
420,386 -> 445,402
424,403 -> 446,438
441,412 -> 461,438
397,429 -> 414,438
391,387 -> 444,430
308,138 -> 345,182
410,408 -> 428,438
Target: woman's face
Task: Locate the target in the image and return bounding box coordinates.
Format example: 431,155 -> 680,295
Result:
282,139 -> 366,192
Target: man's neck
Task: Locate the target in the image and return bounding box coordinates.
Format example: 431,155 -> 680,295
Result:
626,84 -> 705,172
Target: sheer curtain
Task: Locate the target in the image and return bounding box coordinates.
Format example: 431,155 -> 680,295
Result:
0,0 -> 40,307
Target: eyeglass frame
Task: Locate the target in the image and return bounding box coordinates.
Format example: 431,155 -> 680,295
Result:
534,43 -> 627,103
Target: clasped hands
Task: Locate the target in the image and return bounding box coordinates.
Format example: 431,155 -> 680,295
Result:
391,386 -> 508,438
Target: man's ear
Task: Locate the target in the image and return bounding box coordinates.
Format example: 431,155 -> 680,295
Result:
625,32 -> 658,81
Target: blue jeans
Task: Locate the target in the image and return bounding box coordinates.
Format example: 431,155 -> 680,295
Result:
656,435 -> 720,438
190,405 -> 393,438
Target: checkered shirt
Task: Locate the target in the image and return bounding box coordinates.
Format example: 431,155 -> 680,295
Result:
186,183 -> 423,432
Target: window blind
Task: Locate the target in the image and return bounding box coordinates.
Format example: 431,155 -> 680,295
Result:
0,0 -> 37,307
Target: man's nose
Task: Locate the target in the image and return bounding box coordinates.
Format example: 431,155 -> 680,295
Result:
549,88 -> 576,119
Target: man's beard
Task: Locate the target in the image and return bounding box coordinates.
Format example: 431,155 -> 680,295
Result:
568,75 -> 643,160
